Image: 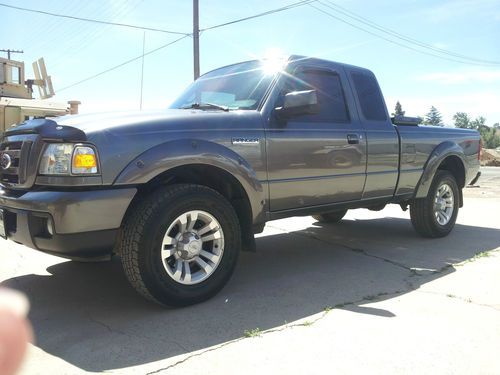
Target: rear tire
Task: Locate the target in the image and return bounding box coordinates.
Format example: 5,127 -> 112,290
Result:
119,184 -> 240,307
312,209 -> 348,223
410,170 -> 459,238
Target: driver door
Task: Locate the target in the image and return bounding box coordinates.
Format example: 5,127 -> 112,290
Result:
265,65 -> 367,211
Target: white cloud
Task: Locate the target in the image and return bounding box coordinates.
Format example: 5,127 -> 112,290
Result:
416,70 -> 500,84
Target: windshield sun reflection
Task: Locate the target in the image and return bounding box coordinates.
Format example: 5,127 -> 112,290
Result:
170,60 -> 283,111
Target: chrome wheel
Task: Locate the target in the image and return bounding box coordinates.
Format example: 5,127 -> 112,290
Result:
161,210 -> 224,285
434,183 -> 454,226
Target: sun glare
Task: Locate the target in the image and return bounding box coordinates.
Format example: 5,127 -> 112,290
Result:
261,48 -> 287,75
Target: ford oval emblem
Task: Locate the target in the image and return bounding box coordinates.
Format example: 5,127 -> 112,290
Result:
0,153 -> 12,170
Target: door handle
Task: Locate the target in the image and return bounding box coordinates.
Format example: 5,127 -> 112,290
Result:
347,134 -> 360,144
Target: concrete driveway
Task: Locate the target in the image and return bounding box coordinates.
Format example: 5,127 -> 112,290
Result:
1,168 -> 500,374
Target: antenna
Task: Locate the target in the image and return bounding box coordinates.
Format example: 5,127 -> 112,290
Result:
32,58 -> 54,99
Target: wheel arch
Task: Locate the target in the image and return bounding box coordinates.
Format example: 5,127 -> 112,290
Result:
114,139 -> 266,248
415,141 -> 466,206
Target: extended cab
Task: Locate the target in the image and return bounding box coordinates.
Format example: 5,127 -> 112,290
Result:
0,56 -> 481,306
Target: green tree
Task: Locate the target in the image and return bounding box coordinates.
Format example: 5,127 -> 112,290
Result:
493,123 -> 500,129
392,101 -> 405,117
452,112 -> 500,148
471,116 -> 487,130
423,106 -> 443,126
479,126 -> 500,148
453,112 -> 471,129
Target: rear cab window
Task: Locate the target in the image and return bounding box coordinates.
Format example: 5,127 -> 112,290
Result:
350,70 -> 387,121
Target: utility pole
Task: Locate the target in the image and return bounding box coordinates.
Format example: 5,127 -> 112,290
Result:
0,49 -> 24,60
193,0 -> 200,80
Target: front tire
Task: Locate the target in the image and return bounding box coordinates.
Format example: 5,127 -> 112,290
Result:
119,184 -> 240,306
410,170 -> 459,238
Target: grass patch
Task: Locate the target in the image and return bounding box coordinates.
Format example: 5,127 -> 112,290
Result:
459,250 -> 493,266
244,328 -> 262,338
473,251 -> 491,259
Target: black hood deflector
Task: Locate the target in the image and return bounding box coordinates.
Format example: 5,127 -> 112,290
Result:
5,118 -> 87,142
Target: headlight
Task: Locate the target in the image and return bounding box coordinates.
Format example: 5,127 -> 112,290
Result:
39,143 -> 99,175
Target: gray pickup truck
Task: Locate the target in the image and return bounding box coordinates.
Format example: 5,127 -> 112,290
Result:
0,56 -> 481,306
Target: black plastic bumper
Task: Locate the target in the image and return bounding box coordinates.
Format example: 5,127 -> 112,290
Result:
0,187 -> 136,259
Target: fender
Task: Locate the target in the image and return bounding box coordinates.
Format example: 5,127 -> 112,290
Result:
113,139 -> 265,222
414,141 -> 466,199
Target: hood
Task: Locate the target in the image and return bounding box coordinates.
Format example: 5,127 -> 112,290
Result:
5,109 -> 263,185
55,109 -> 189,133
5,109 -> 254,140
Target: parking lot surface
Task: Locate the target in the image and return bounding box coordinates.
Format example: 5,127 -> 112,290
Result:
1,167 -> 499,374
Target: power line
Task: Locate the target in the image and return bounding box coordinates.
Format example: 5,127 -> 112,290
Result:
310,3 -> 500,67
0,2 -> 190,36
49,0 -> 145,70
57,0 -> 319,91
58,35 -> 190,92
0,49 -> 23,59
320,0 -> 500,66
200,0 -> 318,31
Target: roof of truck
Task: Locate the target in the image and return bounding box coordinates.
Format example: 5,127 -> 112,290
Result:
200,54 -> 374,78
287,54 -> 372,73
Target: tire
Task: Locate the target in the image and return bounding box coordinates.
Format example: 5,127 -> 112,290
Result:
410,170 -> 459,238
312,209 -> 348,223
119,184 -> 241,307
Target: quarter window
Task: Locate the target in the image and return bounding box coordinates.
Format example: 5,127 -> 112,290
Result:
351,71 -> 387,121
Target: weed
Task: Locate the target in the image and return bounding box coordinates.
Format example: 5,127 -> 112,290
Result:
244,328 -> 262,338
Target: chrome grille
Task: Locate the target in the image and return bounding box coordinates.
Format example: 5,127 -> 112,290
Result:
0,136 -> 36,189
0,141 -> 22,184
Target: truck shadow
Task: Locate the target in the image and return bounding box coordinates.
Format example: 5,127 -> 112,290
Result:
3,217 -> 500,372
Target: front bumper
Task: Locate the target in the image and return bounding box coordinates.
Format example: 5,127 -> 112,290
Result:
0,187 -> 137,259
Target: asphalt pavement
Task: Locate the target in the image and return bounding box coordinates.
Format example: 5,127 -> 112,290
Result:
1,167 -> 499,374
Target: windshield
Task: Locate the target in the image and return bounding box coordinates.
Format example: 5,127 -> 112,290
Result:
170,60 -> 277,111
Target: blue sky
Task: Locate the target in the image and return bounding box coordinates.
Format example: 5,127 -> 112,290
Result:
1,0 -> 500,125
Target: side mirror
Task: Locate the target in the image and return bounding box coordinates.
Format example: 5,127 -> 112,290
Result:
275,90 -> 319,119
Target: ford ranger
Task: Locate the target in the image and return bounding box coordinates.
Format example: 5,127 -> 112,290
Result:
0,56 -> 481,306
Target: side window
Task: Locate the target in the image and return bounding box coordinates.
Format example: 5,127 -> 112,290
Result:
283,69 -> 350,123
351,71 -> 387,121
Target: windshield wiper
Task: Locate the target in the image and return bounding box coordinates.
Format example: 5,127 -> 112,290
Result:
181,102 -> 229,111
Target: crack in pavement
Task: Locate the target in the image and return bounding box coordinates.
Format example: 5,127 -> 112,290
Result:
145,338 -> 244,375
267,224 -> 417,274
416,290 -> 500,312
144,266 -> 500,374
84,311 -> 189,353
144,287 -> 409,374
267,224 -> 496,279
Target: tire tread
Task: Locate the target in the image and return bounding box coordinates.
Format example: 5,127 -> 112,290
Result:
119,184 -> 239,305
410,170 -> 459,238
